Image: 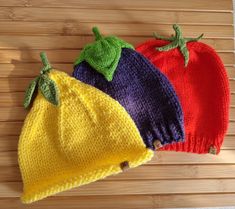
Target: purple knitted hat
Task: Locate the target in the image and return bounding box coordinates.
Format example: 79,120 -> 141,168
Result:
73,27 -> 185,150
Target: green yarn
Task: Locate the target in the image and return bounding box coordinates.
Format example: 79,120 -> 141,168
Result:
154,24 -> 203,67
23,52 -> 59,109
38,74 -> 59,106
23,77 -> 39,109
74,27 -> 134,81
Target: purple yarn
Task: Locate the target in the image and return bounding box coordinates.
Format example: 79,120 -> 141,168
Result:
73,48 -> 184,149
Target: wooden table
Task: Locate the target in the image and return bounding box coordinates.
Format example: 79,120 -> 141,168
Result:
0,0 -> 235,208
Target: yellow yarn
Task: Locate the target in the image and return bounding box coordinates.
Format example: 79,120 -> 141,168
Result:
18,70 -> 153,204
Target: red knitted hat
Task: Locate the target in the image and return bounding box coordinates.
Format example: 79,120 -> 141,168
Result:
136,24 -> 230,155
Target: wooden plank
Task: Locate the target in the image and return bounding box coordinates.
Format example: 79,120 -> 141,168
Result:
223,135 -> 235,149
0,36 -> 234,50
0,64 -> 73,78
155,150 -> 235,164
0,0 -> 232,12
3,164 -> 235,182
0,50 -> 233,65
230,107 -> 235,121
156,194 -> 235,208
0,151 -> 18,166
232,93 -> 235,106
0,22 -> 233,38
111,164 -> 235,180
0,8 -> 233,25
227,67 -> 235,78
0,196 -> 155,209
229,80 -> 235,91
0,166 -> 20,182
0,136 -> 18,151
2,179 -> 235,197
0,49 -> 80,64
1,150 -> 235,167
0,107 -> 27,121
0,194 -> 235,209
0,78 -> 32,92
0,92 -> 25,107
0,122 -> 22,136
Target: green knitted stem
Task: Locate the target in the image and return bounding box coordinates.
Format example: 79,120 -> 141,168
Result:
40,52 -> 50,67
92,27 -> 103,41
74,26 -> 134,81
40,52 -> 52,74
154,24 -> 203,67
23,52 -> 59,109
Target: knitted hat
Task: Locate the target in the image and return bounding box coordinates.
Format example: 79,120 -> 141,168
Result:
73,27 -> 185,150
18,52 -> 153,204
136,24 -> 230,155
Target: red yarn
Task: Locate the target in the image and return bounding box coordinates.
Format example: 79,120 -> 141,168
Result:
136,40 -> 230,154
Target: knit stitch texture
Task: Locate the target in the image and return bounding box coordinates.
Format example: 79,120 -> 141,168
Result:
73,48 -> 185,149
18,69 -> 153,204
136,38 -> 230,154
74,27 -> 133,81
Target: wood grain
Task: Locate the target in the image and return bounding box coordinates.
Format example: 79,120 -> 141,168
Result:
2,179 -> 235,197
0,50 -> 234,64
0,0 -> 234,208
0,8 -> 233,25
0,22 -> 233,37
0,0 -> 232,12
2,164 -> 235,182
0,194 -> 235,209
0,36 -> 233,50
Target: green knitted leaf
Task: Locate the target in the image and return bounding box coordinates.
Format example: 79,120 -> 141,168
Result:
39,74 -> 59,106
74,27 -> 133,81
23,77 -> 39,109
23,52 -> 60,109
154,24 -> 203,67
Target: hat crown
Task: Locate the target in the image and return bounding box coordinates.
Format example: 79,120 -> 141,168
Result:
153,24 -> 203,67
19,61 -> 153,203
136,25 -> 230,154
73,47 -> 185,150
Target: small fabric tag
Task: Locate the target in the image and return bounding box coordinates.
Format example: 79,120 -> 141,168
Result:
153,140 -> 163,150
120,161 -> 129,171
208,146 -> 217,155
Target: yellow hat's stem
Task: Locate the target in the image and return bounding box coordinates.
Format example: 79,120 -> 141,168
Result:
92,27 -> 103,41
40,52 -> 52,74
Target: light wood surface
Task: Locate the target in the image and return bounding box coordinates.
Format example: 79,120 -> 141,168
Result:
0,0 -> 234,208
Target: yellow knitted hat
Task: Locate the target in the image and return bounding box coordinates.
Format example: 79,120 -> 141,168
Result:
18,52 -> 153,204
